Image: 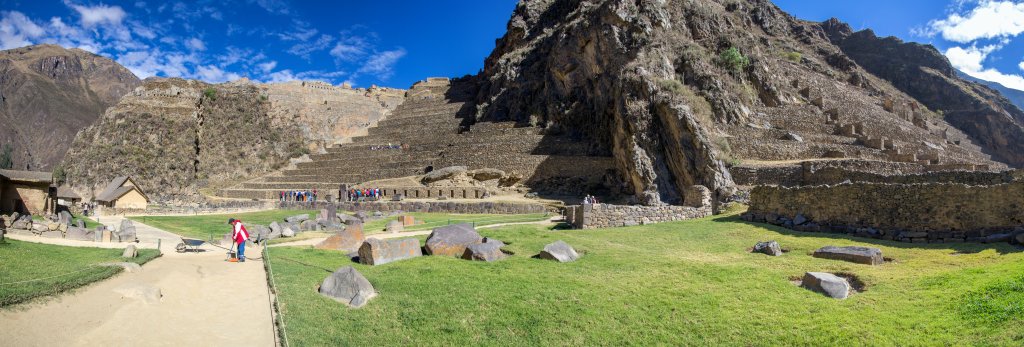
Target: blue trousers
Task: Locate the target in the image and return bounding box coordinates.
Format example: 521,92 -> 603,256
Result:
237,241 -> 245,260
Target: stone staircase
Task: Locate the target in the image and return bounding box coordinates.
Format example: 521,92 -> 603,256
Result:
217,78 -> 614,200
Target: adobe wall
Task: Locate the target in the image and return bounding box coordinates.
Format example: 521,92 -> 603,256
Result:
566,186 -> 713,229
0,182 -> 52,215
746,181 -> 1024,242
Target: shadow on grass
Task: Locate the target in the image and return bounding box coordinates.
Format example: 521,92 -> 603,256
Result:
710,214 -> 1022,255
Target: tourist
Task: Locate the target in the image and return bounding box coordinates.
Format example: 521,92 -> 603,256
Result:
228,218 -> 250,263
83,203 -> 90,217
312,189 -> 318,203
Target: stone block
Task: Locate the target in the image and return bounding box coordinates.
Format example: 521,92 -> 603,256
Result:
358,238 -> 422,265
315,223 -> 365,252
538,240 -> 580,262
802,272 -> 850,299
813,246 -> 883,265
318,266 -> 376,308
425,223 -> 482,257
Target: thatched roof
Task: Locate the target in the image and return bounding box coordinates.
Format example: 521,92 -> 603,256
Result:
94,176 -> 148,202
56,186 -> 82,200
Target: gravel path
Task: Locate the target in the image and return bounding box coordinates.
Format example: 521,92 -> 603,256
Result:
0,220 -> 277,347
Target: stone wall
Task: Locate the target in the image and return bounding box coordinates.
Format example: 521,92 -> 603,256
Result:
566,203 -> 712,229
279,200 -> 550,215
746,181 -> 1024,242
566,185 -> 713,229
731,160 -> 1018,187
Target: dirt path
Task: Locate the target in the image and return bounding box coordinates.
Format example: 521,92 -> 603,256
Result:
269,217 -> 561,248
0,221 -> 277,347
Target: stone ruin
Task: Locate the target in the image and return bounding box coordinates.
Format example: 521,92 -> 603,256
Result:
0,211 -> 136,243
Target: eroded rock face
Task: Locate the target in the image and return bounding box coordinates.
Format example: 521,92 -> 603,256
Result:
477,0 -> 741,205
318,266 -> 376,308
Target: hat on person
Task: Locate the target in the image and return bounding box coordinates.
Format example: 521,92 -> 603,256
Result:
228,218 -> 236,224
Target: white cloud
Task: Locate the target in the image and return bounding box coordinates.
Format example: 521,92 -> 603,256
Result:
185,37 -> 206,51
946,44 -> 1024,91
287,34 -> 334,59
68,3 -> 127,27
258,60 -> 277,73
0,11 -> 45,49
196,65 -> 240,83
329,35 -> 369,62
356,48 -> 406,80
250,0 -> 291,15
926,1 -> 1024,43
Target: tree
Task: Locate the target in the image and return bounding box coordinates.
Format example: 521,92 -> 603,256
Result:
0,144 -> 12,169
53,164 -> 67,185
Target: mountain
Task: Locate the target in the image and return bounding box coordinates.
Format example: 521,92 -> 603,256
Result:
956,71 -> 1024,113
0,44 -> 141,170
474,0 -> 1017,205
63,78 -> 405,203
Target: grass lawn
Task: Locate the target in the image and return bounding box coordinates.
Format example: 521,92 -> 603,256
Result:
0,240 -> 160,307
31,214 -> 104,229
360,212 -> 551,234
130,210 -> 318,240
266,209 -> 1024,346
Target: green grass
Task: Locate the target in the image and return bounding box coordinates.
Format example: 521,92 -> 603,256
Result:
130,210 -> 318,240
266,210 -> 1024,346
360,212 -> 551,234
31,214 -> 103,229
0,240 -> 160,307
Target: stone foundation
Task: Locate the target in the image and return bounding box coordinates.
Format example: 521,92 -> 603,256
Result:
746,181 -> 1024,243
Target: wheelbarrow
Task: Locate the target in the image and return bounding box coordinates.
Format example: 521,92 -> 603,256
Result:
176,237 -> 207,253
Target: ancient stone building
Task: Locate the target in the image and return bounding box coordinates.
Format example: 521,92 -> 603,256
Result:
0,169 -> 55,215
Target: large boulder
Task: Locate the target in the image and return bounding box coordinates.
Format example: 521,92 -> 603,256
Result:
538,240 -> 580,262
802,272 -> 851,299
285,214 -> 310,224
471,168 -> 505,181
281,224 -> 296,238
318,266 -> 376,308
122,244 -> 138,258
425,223 -> 483,257
117,219 -> 137,242
58,211 -> 73,225
813,246 -> 883,265
385,220 -> 403,234
249,225 -> 271,242
315,223 -> 365,252
65,227 -> 92,241
1016,233 -> 1024,245
358,238 -> 422,265
11,220 -> 30,230
421,166 -> 469,184
752,241 -> 783,256
75,219 -> 85,228
462,239 -> 507,262
47,222 -> 60,231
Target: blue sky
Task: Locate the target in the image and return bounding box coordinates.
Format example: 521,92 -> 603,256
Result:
3,1 -> 1024,91
0,0 -> 517,88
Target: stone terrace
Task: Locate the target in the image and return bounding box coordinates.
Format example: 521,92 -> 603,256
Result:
218,78 -> 614,200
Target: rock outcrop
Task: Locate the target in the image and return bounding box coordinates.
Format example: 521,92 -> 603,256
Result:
0,44 -> 140,170
821,19 -> 1024,167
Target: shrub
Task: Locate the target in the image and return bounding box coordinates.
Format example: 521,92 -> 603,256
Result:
718,47 -> 749,74
784,51 -> 802,62
658,79 -> 686,94
203,88 -> 217,101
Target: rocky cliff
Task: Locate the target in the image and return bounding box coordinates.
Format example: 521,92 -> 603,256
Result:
0,44 -> 140,170
821,19 -> 1024,167
63,78 -> 404,203
474,0 -> 1017,205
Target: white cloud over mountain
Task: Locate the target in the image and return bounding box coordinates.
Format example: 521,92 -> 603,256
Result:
924,1 -> 1024,91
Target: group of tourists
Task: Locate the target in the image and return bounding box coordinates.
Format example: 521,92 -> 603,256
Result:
582,194 -> 600,204
281,189 -> 318,203
369,143 -> 409,151
347,188 -> 383,201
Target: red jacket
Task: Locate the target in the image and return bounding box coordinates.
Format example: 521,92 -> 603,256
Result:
231,220 -> 249,244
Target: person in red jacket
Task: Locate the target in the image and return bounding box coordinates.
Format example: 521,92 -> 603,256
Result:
228,218 -> 250,262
